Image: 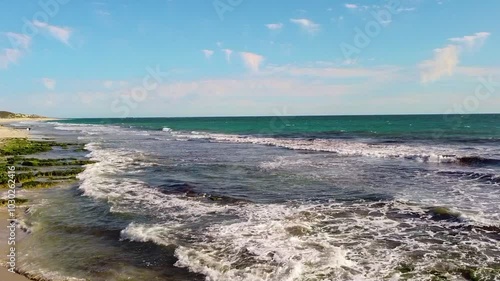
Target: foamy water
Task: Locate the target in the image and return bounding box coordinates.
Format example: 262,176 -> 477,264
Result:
14,121 -> 500,281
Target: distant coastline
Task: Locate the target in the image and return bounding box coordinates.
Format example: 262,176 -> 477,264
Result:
0,111 -> 48,119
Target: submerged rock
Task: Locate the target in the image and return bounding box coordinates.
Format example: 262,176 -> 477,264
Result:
427,207 -> 463,222
459,267 -> 500,281
285,225 -> 312,236
397,262 -> 416,273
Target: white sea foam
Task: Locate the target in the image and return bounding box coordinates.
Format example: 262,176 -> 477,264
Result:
77,142 -> 144,200
118,195 -> 500,281
172,132 -> 493,164
61,123 -> 500,281
77,137 -> 499,281
174,204 -> 359,281
120,222 -> 182,246
53,122 -> 123,136
259,156 -> 314,170
79,142 -> 239,220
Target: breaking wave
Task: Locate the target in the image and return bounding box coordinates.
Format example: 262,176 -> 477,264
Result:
172,132 -> 500,165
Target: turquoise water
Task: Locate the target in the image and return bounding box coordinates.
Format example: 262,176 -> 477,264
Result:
59,114 -> 500,140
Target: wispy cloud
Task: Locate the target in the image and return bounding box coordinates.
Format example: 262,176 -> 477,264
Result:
265,63 -> 400,81
397,7 -> 416,12
202,49 -> 214,59
455,66 -> 500,77
103,80 -> 114,88
290,18 -> 320,34
32,20 -> 72,45
345,3 -> 358,9
95,9 -> 111,16
222,49 -> 233,62
0,49 -> 23,69
240,52 -> 264,72
266,23 -> 283,30
419,32 -> 491,83
103,80 -> 128,89
41,78 -> 57,90
155,78 -> 353,101
419,45 -> 460,83
0,32 -> 31,69
448,32 -> 491,49
5,32 -> 31,49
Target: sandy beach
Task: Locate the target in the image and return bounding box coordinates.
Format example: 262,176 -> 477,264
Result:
0,118 -> 55,124
0,124 -> 28,139
0,118 -> 56,139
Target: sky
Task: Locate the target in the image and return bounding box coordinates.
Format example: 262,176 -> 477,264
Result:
0,0 -> 499,118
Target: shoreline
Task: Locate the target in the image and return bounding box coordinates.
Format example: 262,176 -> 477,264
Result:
0,119 -> 64,281
0,118 -> 57,140
0,118 -> 57,123
0,124 -> 28,139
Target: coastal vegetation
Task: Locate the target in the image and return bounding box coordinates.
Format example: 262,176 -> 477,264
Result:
0,138 -> 90,192
0,110 -> 44,119
0,197 -> 28,206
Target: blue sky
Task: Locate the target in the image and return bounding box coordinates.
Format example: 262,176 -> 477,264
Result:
0,0 -> 499,118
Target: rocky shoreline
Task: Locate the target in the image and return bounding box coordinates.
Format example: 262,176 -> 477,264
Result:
0,131 -> 91,281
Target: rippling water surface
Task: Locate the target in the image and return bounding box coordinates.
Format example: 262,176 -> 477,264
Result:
15,115 -> 500,281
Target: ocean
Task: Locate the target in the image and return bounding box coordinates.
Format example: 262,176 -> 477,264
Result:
16,114 -> 500,281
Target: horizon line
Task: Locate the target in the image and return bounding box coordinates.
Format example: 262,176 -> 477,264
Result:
55,112 -> 500,119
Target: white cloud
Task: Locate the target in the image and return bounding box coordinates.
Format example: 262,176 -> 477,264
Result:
345,3 -> 358,9
103,80 -> 114,88
240,52 -> 264,72
0,32 -> 31,69
448,32 -> 490,49
265,64 -> 400,81
32,20 -> 72,45
455,66 -> 500,77
342,58 -> 358,65
266,23 -> 283,30
103,80 -> 128,89
155,78 -> 353,101
419,45 -> 459,83
5,32 -> 31,49
396,7 -> 416,12
77,91 -> 108,105
222,49 -> 233,62
42,78 -> 57,90
290,18 -> 320,34
202,49 -> 214,59
0,48 -> 23,69
419,32 -> 491,83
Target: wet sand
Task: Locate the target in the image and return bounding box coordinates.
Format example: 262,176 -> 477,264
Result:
0,118 -> 55,139
0,124 -> 28,139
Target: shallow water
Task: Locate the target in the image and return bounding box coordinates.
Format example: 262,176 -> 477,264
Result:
13,116 -> 500,281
